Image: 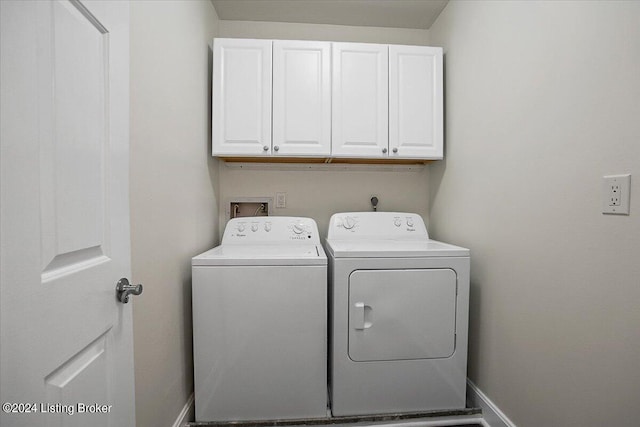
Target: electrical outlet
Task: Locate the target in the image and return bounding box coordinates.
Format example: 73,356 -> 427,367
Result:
602,174 -> 631,215
610,184 -> 620,206
276,192 -> 286,209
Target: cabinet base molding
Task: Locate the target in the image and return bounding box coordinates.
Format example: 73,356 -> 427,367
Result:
219,156 -> 433,165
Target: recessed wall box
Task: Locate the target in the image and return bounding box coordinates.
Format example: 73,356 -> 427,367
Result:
226,197 -> 273,220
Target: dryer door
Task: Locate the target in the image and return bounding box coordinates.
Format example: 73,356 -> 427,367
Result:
348,269 -> 457,361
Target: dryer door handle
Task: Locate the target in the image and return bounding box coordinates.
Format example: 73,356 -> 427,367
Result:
352,302 -> 372,330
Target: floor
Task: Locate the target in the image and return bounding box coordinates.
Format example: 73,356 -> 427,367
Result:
188,407 -> 484,427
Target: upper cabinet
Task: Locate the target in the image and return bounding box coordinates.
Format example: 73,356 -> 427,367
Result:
332,43 -> 388,158
389,45 -> 443,159
212,39 -> 272,156
212,38 -> 443,162
273,40 -> 331,156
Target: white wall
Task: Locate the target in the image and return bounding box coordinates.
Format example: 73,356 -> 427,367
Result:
130,2 -> 219,426
217,21 -> 431,235
219,19 -> 430,45
220,165 -> 428,236
428,1 -> 640,426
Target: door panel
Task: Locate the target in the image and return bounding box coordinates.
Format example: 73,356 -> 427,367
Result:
348,269 -> 457,361
212,38 -> 272,155
389,45 -> 443,159
273,40 -> 331,156
193,266 -> 327,421
1,1 -> 134,426
45,333 -> 110,427
332,43 -> 388,157
42,0 -> 110,278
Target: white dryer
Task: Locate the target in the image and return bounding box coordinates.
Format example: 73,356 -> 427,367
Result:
325,212 -> 470,416
192,216 -> 327,422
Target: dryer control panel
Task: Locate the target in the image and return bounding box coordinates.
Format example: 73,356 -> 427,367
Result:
223,216 -> 321,244
327,212 -> 428,240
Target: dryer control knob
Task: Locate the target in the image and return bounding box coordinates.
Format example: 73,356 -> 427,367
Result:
264,222 -> 272,232
237,224 -> 246,232
293,223 -> 305,234
343,216 -> 356,230
251,223 -> 258,232
406,218 -> 414,227
393,218 -> 402,227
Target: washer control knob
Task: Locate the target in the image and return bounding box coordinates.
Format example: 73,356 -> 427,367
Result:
237,224 -> 246,232
293,223 -> 305,234
251,223 -> 258,232
264,222 -> 272,232
394,218 -> 402,227
343,216 -> 356,230
406,217 -> 414,227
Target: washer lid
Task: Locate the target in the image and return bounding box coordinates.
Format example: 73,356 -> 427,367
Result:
192,244 -> 327,266
325,239 -> 469,258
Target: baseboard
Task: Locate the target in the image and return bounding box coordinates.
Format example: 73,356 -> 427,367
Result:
172,393 -> 195,427
467,380 -> 517,427
176,384 -> 507,427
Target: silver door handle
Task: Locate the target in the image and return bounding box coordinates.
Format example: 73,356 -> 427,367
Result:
352,302 -> 372,330
116,278 -> 143,304
353,302 -> 365,329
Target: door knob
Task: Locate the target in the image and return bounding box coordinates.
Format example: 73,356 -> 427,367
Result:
116,278 -> 143,304
392,147 -> 398,153
382,148 -> 388,154
263,145 -> 269,151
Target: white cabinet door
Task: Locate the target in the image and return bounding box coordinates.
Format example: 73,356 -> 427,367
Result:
389,45 -> 443,159
332,43 -> 388,158
213,38 -> 272,156
273,41 -> 331,156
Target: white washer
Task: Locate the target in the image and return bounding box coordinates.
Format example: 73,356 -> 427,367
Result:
325,212 -> 470,416
192,216 -> 327,422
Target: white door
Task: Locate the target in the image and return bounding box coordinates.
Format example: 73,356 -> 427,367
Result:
212,38 -> 272,156
389,45 -> 443,159
272,40 -> 331,157
332,42 -> 389,158
1,1 -> 136,427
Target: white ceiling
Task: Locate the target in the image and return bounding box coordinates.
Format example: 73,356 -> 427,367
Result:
210,0 -> 449,30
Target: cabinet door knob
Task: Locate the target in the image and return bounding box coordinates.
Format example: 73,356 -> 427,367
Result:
263,145 -> 269,151
274,145 -> 279,151
392,147 -> 398,153
382,148 -> 388,154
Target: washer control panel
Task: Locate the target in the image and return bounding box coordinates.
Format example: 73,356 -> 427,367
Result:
328,212 -> 428,240
223,216 -> 320,244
